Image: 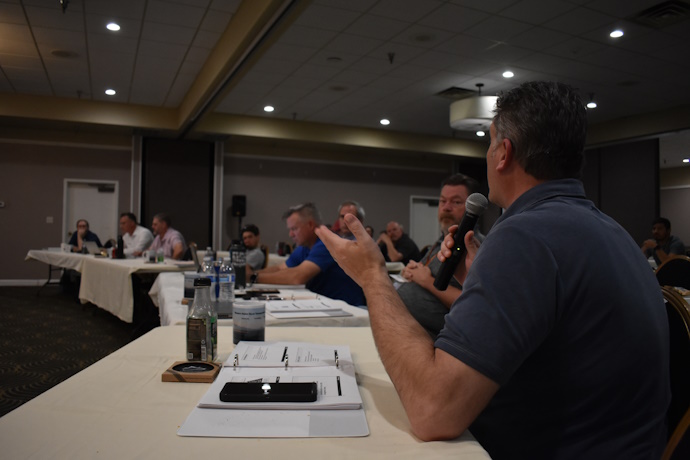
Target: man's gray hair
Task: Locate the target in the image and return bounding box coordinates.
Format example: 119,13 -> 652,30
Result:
282,202 -> 322,225
338,200 -> 365,222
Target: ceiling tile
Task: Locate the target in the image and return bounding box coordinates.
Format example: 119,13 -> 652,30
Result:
585,0 -> 669,18
0,23 -> 33,42
278,25 -> 339,49
141,22 -> 197,45
322,33 -> 383,56
0,54 -> 43,70
508,26 -> 571,51
369,0 -> 444,23
88,33 -> 138,54
448,0 -> 521,14
209,0 -> 242,14
419,3 -> 489,33
500,0 -> 577,25
262,43 -> 318,63
292,63 -> 343,80
435,34 -> 496,58
294,4 -> 363,31
464,16 -> 533,42
0,37 -> 39,57
138,40 -> 187,60
199,9 -> 232,33
543,37 -> 607,59
24,5 -> 84,30
145,0 -> 206,28
165,72 -> 196,107
0,2 -> 27,24
84,0 -> 146,20
409,50 -> 461,71
32,27 -> 87,54
345,13 -> 410,40
192,30 -> 222,49
481,43 -> 533,64
390,24 -> 456,49
542,6 -> 613,35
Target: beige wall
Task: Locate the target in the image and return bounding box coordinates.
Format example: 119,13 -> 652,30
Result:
0,141 -> 132,280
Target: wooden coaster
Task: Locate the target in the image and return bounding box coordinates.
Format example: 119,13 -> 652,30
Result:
161,361 -> 220,383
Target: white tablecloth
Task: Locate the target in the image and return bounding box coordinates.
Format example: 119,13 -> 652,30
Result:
26,250 -> 193,322
0,326 -> 490,459
150,272 -> 370,327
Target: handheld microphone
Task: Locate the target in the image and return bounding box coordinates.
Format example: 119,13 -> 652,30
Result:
433,193 -> 488,291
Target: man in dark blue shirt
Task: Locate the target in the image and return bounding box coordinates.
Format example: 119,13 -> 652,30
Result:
317,81 -> 669,459
250,203 -> 364,306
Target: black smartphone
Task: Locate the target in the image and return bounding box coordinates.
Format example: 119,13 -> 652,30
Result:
220,381 -> 318,403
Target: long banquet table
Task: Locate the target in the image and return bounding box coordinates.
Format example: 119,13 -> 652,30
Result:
0,326 -> 491,459
150,272 -> 370,327
26,249 -> 192,322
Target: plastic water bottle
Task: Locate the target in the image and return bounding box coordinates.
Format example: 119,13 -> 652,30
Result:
230,240 -> 247,289
186,277 -> 217,362
201,255 -> 217,303
218,257 -> 235,314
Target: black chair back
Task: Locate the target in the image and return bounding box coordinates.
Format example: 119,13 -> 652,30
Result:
657,256 -> 690,290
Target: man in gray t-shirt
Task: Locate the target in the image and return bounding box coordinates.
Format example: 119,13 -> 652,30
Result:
641,217 -> 686,265
242,224 -> 265,271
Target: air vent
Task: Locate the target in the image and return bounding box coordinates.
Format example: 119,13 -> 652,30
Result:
436,86 -> 476,101
629,0 -> 690,28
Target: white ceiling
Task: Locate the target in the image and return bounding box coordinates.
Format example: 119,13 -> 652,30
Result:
1,0 -> 689,167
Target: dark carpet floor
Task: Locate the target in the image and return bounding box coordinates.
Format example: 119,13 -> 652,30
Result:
0,285 -> 134,417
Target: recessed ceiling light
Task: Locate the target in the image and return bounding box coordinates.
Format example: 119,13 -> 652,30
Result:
683,158 -> 689,163
380,119 -> 390,126
105,89 -> 116,96
586,101 -> 597,109
610,29 -> 624,38
264,106 -> 274,112
106,23 -> 120,32
502,70 -> 514,78
476,131 -> 485,137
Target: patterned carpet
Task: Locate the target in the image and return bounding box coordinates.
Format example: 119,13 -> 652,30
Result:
0,286 -> 133,417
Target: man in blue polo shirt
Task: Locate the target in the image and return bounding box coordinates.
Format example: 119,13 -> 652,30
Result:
316,81 -> 669,459
250,202 -> 364,306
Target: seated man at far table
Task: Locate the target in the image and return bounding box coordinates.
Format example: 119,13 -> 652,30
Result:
640,217 -> 686,266
68,219 -> 102,252
241,224 -> 265,272
119,212 -> 154,258
249,202 -> 364,306
377,221 -> 421,265
147,213 -> 187,260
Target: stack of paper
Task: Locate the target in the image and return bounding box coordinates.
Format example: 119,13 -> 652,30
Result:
178,341 -> 369,438
266,298 -> 353,319
197,342 -> 361,410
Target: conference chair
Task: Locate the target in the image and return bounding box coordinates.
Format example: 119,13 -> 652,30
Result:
656,256 -> 690,290
661,285 -> 690,455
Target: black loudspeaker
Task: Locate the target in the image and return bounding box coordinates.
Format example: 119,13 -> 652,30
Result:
232,195 -> 246,217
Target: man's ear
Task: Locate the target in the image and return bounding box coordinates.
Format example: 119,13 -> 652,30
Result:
496,138 -> 514,171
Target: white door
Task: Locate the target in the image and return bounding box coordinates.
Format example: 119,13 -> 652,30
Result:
409,195 -> 440,251
63,180 -> 119,245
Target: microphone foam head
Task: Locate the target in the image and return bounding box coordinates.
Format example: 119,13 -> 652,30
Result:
466,193 -> 489,215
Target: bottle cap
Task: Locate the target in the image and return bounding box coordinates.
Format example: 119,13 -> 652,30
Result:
194,277 -> 212,287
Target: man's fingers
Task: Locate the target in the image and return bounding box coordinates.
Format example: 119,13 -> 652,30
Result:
342,213 -> 373,242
